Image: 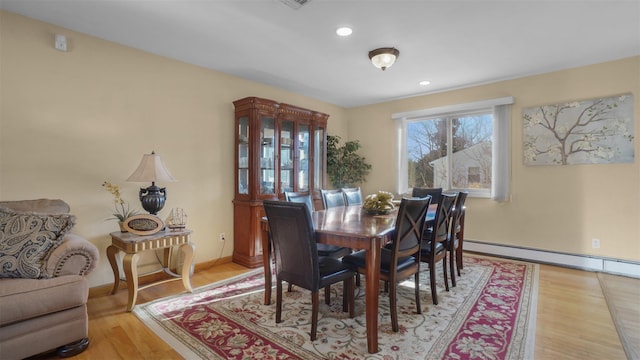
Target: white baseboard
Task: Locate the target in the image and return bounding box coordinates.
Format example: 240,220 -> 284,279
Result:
464,240 -> 640,279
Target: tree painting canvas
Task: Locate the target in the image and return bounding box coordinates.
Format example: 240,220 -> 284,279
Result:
523,94 -> 634,165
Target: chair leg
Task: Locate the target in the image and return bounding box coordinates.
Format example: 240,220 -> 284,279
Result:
288,282 -> 293,292
389,280 -> 399,332
325,286 -> 331,305
311,291 -> 319,341
355,273 -> 361,287
276,280 -> 283,323
414,272 -> 422,314
457,233 -> 464,273
430,261 -> 438,305
450,248 -> 457,287
342,277 -> 355,316
442,257 -> 449,292
348,277 -> 355,318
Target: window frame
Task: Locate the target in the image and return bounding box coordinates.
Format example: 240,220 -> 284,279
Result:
393,97 -> 514,201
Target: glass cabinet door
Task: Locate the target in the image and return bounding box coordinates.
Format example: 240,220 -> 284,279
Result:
238,116 -> 249,195
298,124 -> 310,192
260,116 -> 275,195
314,125 -> 325,191
280,120 -> 294,193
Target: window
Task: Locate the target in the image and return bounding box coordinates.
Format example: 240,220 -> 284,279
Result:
394,97 -> 514,201
467,166 -> 481,185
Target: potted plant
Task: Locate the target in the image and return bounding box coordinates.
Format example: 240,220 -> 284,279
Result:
102,181 -> 139,231
326,135 -> 372,188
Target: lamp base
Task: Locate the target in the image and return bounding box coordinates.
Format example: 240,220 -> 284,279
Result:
139,184 -> 166,215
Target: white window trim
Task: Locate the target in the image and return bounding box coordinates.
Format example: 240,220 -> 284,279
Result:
393,96 -> 514,201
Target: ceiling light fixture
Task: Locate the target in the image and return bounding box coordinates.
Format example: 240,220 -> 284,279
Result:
368,47 -> 399,71
336,27 -> 352,36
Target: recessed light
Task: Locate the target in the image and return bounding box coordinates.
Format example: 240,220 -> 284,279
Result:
336,27 -> 353,37
419,80 -> 431,86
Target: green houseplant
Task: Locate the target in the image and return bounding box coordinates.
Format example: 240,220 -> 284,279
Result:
326,135 -> 372,188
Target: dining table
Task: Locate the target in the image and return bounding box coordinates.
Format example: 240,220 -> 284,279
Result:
260,203 -> 438,354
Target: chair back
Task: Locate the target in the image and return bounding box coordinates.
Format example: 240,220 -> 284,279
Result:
391,196 -> 432,261
341,187 -> 363,206
450,191 -> 468,238
412,187 -> 442,207
263,200 -> 320,291
432,193 -> 456,244
284,191 -> 314,216
321,189 -> 346,209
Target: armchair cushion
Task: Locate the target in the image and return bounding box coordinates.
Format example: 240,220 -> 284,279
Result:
0,207 -> 76,279
0,275 -> 88,326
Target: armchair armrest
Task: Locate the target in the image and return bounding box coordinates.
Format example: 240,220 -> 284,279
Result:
45,233 -> 99,277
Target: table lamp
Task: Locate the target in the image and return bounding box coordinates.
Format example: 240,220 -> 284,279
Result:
127,151 -> 176,215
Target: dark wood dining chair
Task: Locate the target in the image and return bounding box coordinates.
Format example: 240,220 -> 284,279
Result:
420,193 -> 456,305
341,187 -> 363,206
445,192 -> 467,287
455,197 -> 467,272
412,187 -> 442,208
320,189 -> 346,209
283,191 -> 314,215
263,200 -> 355,341
342,196 -> 431,332
284,191 -> 352,303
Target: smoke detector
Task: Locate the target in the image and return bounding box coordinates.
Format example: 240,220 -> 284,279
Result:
280,0 -> 311,9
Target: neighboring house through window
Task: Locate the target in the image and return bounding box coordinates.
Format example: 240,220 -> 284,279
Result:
393,97 -> 514,201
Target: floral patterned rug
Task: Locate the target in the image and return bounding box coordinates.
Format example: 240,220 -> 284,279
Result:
134,255 -> 538,359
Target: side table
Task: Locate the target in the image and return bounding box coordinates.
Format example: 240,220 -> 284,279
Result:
107,229 -> 194,311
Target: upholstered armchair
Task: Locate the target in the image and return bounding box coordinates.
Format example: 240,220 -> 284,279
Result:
0,199 -> 99,359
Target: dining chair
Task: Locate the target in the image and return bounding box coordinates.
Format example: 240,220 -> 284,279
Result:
454,192 -> 468,277
283,191 -> 314,215
341,187 -> 363,206
412,187 -> 442,208
342,196 -> 431,332
263,200 -> 355,341
420,193 -> 456,305
445,192 -> 467,287
284,191 -> 352,303
320,189 -> 346,209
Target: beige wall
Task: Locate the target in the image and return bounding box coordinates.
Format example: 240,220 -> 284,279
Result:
2,11 -> 638,290
0,11 -> 348,287
346,57 -> 640,262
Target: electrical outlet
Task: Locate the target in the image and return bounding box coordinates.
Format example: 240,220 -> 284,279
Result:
219,233 -> 226,242
592,238 -> 601,249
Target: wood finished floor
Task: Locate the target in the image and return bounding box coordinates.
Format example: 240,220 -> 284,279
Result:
33,257 -> 631,359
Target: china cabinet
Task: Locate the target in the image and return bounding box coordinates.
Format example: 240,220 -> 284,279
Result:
233,97 -> 328,267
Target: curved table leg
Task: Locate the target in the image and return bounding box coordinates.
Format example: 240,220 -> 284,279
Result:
122,253 -> 139,312
106,245 -> 120,295
179,242 -> 195,292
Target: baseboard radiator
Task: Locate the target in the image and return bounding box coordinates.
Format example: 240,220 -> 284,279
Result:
465,240 -> 640,278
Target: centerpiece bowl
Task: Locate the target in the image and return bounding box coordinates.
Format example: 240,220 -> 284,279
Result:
362,191 -> 395,215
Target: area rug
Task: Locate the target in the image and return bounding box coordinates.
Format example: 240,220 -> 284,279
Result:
134,255 -> 538,359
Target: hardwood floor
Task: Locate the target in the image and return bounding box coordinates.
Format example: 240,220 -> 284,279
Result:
33,258 -> 629,359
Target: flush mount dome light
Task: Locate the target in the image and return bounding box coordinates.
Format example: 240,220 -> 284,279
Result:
368,47 -> 399,71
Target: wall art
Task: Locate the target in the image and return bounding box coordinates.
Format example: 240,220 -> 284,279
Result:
523,94 -> 634,165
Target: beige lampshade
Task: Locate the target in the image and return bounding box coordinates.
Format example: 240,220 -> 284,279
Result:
127,151 -> 176,183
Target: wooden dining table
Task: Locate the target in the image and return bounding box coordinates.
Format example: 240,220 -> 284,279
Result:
261,205 -> 393,353
260,203 -> 437,353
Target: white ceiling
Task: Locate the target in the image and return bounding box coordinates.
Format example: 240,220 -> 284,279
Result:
2,0 -> 639,108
